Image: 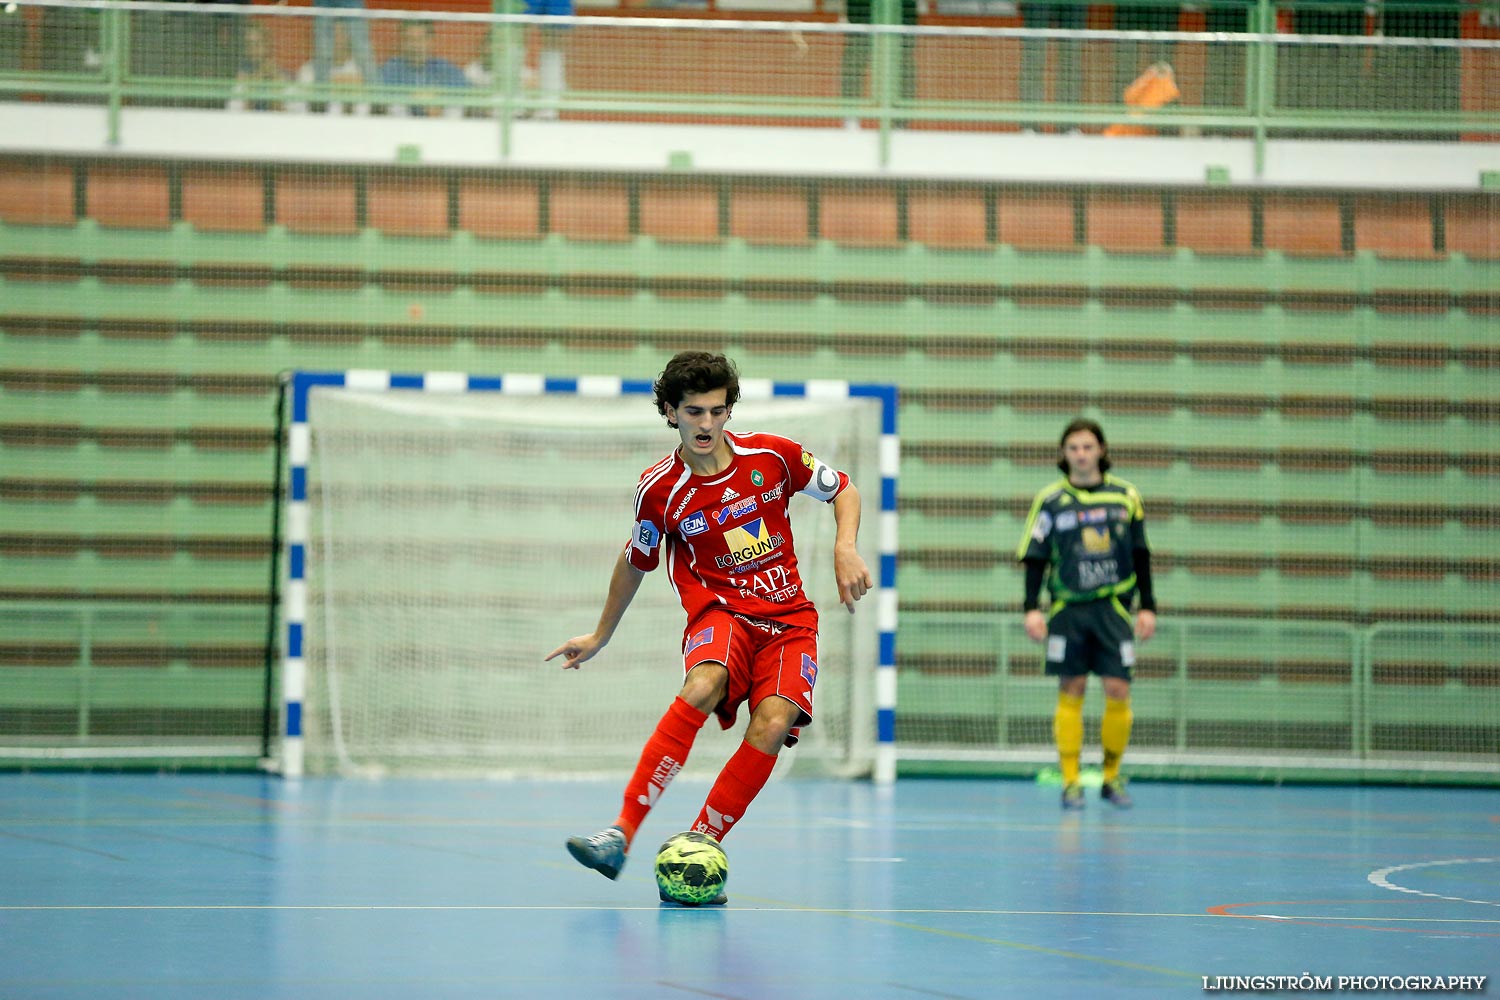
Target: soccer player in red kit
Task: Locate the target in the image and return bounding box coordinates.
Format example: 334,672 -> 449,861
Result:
546,352 -> 873,903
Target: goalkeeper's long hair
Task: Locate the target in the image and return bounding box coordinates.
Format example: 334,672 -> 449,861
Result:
655,352 -> 741,428
1057,417 -> 1112,475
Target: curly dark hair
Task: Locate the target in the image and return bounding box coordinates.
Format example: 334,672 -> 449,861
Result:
653,352 -> 741,428
1057,417 -> 1112,475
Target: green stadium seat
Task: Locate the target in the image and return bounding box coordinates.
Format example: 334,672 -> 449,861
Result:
80,643 -> 262,669
0,160 -> 75,227
458,177 -> 541,240
1443,195 -> 1500,260
907,186 -> 989,250
1085,191 -> 1167,254
367,173 -> 450,239
1175,191 -> 1256,255
0,642 -> 80,667
1353,194 -> 1440,260
730,182 -> 811,245
86,163 -> 171,231
638,180 -> 721,244
550,179 -> 632,242
996,188 -> 1078,251
275,168 -> 358,235
1262,193 -> 1347,257
182,166 -> 266,234
819,182 -> 900,248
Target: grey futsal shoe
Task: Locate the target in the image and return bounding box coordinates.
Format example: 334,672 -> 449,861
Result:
566,825 -> 628,880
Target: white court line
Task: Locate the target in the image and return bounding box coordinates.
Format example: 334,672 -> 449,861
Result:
2,904 -> 1498,923
1368,857 -> 1500,908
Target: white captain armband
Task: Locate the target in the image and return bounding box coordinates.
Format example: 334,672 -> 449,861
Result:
799,456 -> 845,502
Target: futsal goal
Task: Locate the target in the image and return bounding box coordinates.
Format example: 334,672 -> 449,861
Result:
275,370 -> 898,783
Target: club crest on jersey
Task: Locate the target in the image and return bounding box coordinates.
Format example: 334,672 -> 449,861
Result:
751,470 -> 763,486
681,511 -> 709,536
715,518 -> 785,568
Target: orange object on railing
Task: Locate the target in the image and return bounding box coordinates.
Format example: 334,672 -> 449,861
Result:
1103,61 -> 1179,136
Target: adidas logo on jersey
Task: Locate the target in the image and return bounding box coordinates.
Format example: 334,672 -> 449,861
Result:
720,487 -> 740,502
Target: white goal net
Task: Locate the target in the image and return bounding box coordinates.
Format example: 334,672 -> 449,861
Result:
292,380 -> 883,780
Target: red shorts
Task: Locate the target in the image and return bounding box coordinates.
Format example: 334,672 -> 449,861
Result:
680,608 -> 819,744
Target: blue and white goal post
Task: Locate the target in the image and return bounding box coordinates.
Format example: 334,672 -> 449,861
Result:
278,370 -> 899,783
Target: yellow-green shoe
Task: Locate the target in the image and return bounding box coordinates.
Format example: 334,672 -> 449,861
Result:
1061,783 -> 1085,810
1100,778 -> 1133,809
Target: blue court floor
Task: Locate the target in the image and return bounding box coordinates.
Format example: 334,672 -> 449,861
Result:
1,773 -> 1496,1000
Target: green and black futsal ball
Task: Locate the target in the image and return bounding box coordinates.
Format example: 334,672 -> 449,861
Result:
654,831 -> 728,905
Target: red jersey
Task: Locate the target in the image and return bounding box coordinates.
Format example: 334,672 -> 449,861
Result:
626,430 -> 850,631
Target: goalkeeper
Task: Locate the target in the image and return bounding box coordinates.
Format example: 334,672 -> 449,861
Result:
546,351 -> 873,902
1017,418 -> 1157,811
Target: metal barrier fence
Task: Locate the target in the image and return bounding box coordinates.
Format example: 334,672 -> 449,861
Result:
0,600 -> 271,766
2,599 -> 1496,781
1,0 -> 1497,172
897,616 -> 1500,782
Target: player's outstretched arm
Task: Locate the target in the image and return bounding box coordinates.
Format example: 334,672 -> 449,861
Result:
544,548 -> 646,669
832,484 -> 873,613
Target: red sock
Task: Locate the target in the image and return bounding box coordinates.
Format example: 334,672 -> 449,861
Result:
692,741 -> 777,842
615,697 -> 708,847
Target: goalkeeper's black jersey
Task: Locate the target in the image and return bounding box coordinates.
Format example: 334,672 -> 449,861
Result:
1016,475 -> 1150,607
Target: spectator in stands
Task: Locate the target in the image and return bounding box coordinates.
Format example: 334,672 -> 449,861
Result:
1017,418 -> 1156,811
299,29 -> 371,115
1018,0 -> 1085,133
312,0 -> 378,109
229,22 -> 292,113
379,20 -> 469,118
840,0 -> 918,128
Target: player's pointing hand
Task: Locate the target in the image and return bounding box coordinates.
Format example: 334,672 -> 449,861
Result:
546,633 -> 604,669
